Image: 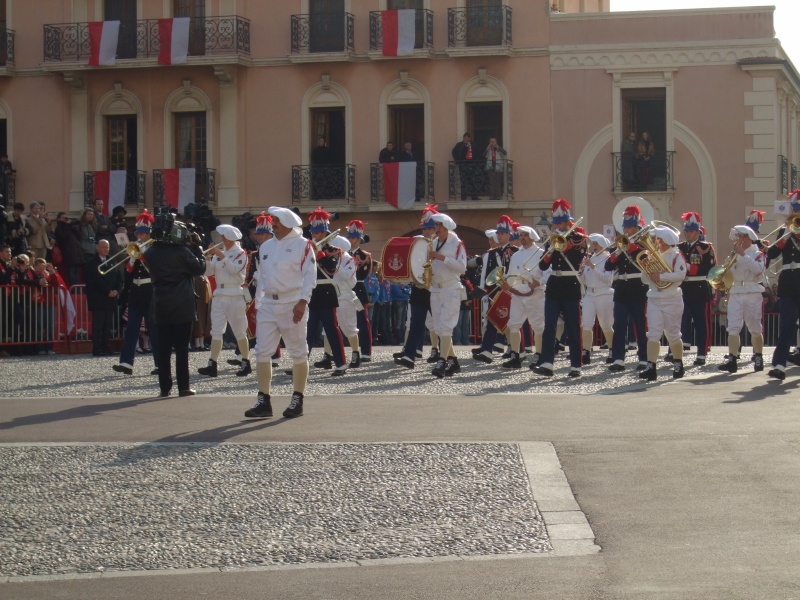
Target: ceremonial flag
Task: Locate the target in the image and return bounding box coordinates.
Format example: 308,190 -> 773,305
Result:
381,10 -> 415,57
158,17 -> 191,65
92,170 -> 127,215
88,20 -> 120,66
382,162 -> 417,210
162,168 -> 196,213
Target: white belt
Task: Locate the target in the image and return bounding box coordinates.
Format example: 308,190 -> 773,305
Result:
550,271 -> 578,277
219,283 -> 243,289
684,276 -> 708,282
132,278 -> 151,286
433,280 -> 458,288
587,287 -> 611,294
616,273 -> 642,281
316,279 -> 336,284
731,281 -> 758,287
782,262 -> 800,271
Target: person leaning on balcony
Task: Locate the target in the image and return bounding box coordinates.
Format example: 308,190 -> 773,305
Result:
636,131 -> 656,188
25,202 -> 51,262
621,131 -> 638,191
399,141 -> 423,201
379,141 -> 397,164
483,137 -> 507,200
451,133 -> 480,201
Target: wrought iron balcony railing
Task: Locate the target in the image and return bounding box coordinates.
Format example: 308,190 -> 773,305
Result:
152,168 -> 216,210
83,171 -> 146,209
448,160 -> 513,201
369,10 -> 433,53
370,162 -> 435,204
44,16 -> 250,63
0,28 -> 15,67
612,151 -> 675,193
448,6 -> 511,48
292,164 -> 355,204
779,155 -> 789,195
1,172 -> 15,203
792,164 -> 798,193
291,13 -> 354,54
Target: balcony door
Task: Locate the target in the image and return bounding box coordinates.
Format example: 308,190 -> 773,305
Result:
310,108 -> 346,199
390,104 -> 425,162
310,0 -> 344,53
106,116 -> 137,171
175,112 -> 207,202
466,0 -> 502,47
174,0 -> 205,57
105,0 -> 136,59
388,0 -> 424,49
467,101 -> 502,153
622,88 -> 666,190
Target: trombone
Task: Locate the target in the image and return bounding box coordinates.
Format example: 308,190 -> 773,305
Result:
203,242 -> 225,256
760,215 -> 800,245
546,217 -> 584,254
313,228 -> 341,250
97,239 -> 154,275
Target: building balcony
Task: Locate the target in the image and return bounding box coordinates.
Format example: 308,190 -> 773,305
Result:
1,172 -> 16,203
612,151 -> 675,194
292,164 -> 355,205
290,13 -> 354,62
447,6 -> 511,57
370,162 -> 435,205
0,28 -> 15,72
368,10 -> 433,59
792,163 -> 798,192
152,168 -> 216,210
779,154 -> 789,195
448,160 -> 513,202
43,16 -> 250,67
83,170 -> 147,210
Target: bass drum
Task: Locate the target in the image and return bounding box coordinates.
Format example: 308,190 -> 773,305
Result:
381,236 -> 428,285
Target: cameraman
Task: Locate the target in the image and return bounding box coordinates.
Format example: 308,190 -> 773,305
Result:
146,212 -> 206,397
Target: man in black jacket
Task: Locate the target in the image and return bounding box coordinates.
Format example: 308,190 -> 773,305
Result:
84,240 -> 123,356
451,133 -> 481,200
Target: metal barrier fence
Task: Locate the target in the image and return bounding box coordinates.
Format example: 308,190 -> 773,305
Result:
0,284 -> 123,355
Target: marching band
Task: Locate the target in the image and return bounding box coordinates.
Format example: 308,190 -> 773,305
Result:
99,192 -> 800,414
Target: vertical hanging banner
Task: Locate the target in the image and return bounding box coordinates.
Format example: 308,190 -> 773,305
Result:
382,162 -> 417,210
158,17 -> 191,65
88,20 -> 120,66
93,170 -> 127,215
163,168 -> 196,214
381,9 -> 416,57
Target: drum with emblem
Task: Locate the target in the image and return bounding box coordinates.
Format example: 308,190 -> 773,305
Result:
486,289 -> 513,331
380,237 -> 428,285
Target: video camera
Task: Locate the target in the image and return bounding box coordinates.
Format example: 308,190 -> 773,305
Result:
151,206 -> 193,245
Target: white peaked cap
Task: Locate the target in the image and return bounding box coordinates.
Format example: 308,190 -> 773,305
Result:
432,213 -> 456,231
216,224 -> 242,241
268,206 -> 303,228
329,235 -> 352,252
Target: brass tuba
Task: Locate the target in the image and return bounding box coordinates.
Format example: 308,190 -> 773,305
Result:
707,251 -> 737,292
635,228 -> 676,291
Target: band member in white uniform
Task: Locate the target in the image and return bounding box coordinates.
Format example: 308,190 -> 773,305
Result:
718,225 -> 766,374
428,212 -> 468,378
322,235 -> 362,368
245,207 -> 316,419
640,225 -> 688,381
198,224 -> 252,378
579,233 -> 615,365
501,225 -> 547,369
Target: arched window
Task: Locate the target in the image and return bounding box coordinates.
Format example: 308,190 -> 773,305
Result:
95,86 -> 143,172
380,75 -> 431,162
457,72 -> 510,153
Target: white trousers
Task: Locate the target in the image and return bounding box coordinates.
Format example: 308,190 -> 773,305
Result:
255,302 -> 308,364
210,294 -> 248,339
430,288 -> 461,337
581,294 -> 614,331
328,296 -> 359,338
508,290 -> 545,331
726,292 -> 763,335
646,295 -> 683,344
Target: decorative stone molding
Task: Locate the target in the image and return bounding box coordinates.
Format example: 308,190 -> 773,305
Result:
213,66 -> 234,84
63,72 -> 84,89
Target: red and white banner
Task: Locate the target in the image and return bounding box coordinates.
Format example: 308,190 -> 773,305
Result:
93,170 -> 127,215
162,168 -> 196,213
88,20 -> 120,66
158,17 -> 191,65
382,162 -> 417,210
382,9 -> 415,57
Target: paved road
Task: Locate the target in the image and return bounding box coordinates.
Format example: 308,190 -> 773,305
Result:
1,356 -> 799,599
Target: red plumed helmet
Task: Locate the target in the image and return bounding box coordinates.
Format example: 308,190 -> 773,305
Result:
255,211 -> 273,233
308,206 -> 331,233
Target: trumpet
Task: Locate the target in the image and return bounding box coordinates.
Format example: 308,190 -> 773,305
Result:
546,217 -> 584,253
97,239 -> 154,275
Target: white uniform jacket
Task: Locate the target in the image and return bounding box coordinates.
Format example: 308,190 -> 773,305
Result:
728,245 -> 765,295
580,252 -> 614,296
256,229 -> 317,308
206,242 -> 248,297
507,245 -> 548,294
333,251 -> 358,302
645,246 -> 687,299
430,231 -> 467,290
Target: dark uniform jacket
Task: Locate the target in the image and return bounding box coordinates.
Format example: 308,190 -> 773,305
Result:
352,246 -> 372,305
605,241 -> 649,303
766,230 -> 800,298
146,242 -> 206,324
122,257 -> 153,311
483,243 -> 518,293
309,244 -> 340,310
678,240 -> 716,302
84,254 -> 124,311
539,231 -> 587,301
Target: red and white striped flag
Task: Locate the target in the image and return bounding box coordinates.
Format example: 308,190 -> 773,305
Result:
163,168 -> 196,213
93,170 -> 127,215
382,162 -> 417,210
382,10 -> 415,57
88,20 -> 120,66
158,17 -> 191,65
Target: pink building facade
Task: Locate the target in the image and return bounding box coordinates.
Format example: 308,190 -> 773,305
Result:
0,0 -> 796,252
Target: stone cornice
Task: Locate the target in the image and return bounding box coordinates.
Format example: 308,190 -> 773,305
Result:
549,5 -> 773,22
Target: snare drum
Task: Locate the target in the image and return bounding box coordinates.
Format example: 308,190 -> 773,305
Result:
381,237 -> 428,285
